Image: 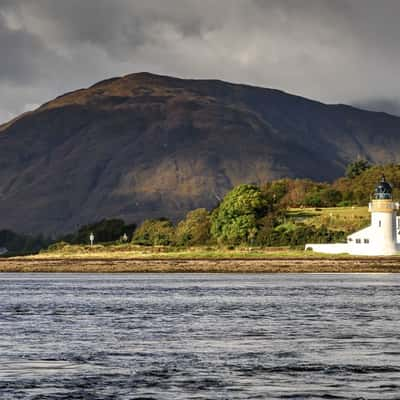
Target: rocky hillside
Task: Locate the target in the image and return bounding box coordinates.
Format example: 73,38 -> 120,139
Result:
1,72 -> 400,235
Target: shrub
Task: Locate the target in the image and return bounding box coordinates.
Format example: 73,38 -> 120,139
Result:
132,219 -> 175,246
63,219 -> 136,244
176,208 -> 211,245
46,241 -> 69,251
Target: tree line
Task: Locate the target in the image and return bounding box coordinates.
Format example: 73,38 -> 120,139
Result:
2,160 -> 400,254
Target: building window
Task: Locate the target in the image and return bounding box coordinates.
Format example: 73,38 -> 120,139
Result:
356,239 -> 361,244
348,238 -> 353,242
364,239 -> 369,244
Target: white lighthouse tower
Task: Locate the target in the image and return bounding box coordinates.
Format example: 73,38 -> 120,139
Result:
306,176 -> 400,256
362,176 -> 399,255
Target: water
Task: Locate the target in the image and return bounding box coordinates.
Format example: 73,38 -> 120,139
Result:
0,273 -> 399,399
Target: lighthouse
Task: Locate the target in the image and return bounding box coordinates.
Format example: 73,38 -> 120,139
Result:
305,176 -> 400,256
363,176 -> 399,255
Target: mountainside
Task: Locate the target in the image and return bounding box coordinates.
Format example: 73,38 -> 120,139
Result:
2,72 -> 400,235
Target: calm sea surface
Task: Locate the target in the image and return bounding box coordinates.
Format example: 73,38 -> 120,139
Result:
0,273 -> 399,399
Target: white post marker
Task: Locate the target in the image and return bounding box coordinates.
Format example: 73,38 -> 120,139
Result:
89,232 -> 95,246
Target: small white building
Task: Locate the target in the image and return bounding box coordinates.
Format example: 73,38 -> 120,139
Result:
305,176 -> 400,256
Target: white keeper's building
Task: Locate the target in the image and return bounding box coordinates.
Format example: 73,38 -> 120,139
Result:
305,176 -> 400,256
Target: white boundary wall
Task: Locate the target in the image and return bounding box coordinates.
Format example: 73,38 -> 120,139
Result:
305,243 -> 349,254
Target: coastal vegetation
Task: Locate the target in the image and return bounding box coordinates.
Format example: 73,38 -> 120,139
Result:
63,219 -> 136,244
29,244 -> 343,260
2,161 -> 400,258
0,230 -> 51,257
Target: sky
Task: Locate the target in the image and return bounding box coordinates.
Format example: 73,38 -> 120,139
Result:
1,0 -> 400,123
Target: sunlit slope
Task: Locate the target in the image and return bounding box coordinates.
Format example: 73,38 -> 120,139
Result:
287,207 -> 370,232
2,73 -> 400,234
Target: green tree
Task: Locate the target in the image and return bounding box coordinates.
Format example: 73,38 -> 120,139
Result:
320,188 -> 342,206
0,230 -> 51,256
261,179 -> 289,206
304,188 -> 342,207
304,191 -> 323,207
176,208 -> 211,246
132,219 -> 175,246
210,184 -> 269,244
345,159 -> 371,179
64,219 -> 136,244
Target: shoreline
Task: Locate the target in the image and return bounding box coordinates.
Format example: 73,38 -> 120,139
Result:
1,257 -> 400,273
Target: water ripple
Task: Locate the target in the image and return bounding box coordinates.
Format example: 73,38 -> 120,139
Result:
0,273 -> 399,399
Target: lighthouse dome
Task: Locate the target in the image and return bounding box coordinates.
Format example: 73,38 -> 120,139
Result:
374,175 -> 392,199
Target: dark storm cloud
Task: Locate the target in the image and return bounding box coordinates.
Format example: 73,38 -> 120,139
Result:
0,13 -> 48,83
1,0 -> 400,123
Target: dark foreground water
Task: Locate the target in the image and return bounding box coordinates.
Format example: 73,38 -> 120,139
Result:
0,273 -> 399,400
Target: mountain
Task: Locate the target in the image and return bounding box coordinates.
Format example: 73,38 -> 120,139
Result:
2,72 -> 400,235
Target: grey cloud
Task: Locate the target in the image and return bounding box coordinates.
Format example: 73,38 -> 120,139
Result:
17,0 -> 224,54
0,13 -> 48,83
1,0 -> 400,122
